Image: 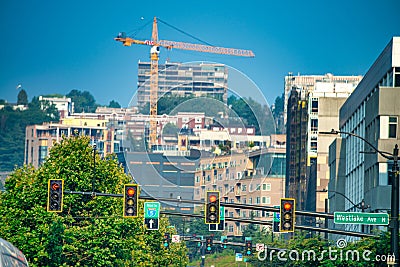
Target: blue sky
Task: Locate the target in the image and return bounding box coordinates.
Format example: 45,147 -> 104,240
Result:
1,0 -> 399,107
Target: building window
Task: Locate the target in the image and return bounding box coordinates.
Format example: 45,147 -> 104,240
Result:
38,146 -> 48,165
311,99 -> 318,113
248,197 -> 252,204
310,136 -> 318,152
228,225 -> 234,232
256,197 -> 260,204
266,196 -> 271,204
389,117 -> 397,138
311,119 -> 318,132
242,184 -> 247,192
262,183 -> 271,191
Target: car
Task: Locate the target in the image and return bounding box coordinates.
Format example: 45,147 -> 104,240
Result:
0,238 -> 29,267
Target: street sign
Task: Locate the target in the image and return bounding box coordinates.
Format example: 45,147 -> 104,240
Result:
209,206 -> 225,231
144,202 -> 160,230
334,212 -> 389,225
256,243 -> 265,252
273,205 -> 280,222
172,234 -> 180,243
235,253 -> 243,262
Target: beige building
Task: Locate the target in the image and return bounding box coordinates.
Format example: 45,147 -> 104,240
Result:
25,118 -> 117,168
194,135 -> 286,236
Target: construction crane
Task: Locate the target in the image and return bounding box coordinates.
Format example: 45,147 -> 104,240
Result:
115,17 -> 255,150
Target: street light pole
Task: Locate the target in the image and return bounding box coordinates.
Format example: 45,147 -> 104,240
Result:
92,144 -> 97,197
320,129 -> 399,266
391,145 -> 399,265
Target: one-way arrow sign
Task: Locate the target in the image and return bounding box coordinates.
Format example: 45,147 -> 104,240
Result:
144,202 -> 160,230
144,218 -> 159,230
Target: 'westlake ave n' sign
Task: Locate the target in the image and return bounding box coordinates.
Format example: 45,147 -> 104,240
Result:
334,212 -> 389,225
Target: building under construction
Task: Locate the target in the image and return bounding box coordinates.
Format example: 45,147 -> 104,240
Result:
136,61 -> 228,107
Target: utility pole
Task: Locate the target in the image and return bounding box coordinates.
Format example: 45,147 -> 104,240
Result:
92,144 -> 96,197
200,242 -> 205,267
390,145 -> 399,266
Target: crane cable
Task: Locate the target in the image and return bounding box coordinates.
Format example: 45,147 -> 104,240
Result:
157,17 -> 215,47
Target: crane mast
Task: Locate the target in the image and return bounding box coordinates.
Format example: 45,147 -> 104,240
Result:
149,17 -> 159,150
115,17 -> 255,151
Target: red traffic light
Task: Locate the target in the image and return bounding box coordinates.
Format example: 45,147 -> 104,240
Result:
127,187 -> 135,196
51,183 -> 60,191
283,202 -> 292,211
209,194 -> 217,203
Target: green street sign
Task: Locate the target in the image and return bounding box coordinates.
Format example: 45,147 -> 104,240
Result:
220,206 -> 225,220
273,205 -> 280,222
334,212 -> 389,225
144,202 -> 160,219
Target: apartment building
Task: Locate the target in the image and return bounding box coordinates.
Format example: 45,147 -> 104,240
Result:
194,135 -> 286,236
25,118 -> 117,168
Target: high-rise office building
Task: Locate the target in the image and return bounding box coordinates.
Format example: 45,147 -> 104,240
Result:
285,74 -> 360,217
283,73 -> 362,128
329,37 -> 400,236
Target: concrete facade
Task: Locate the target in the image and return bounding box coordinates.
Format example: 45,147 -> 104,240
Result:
331,37 -> 400,236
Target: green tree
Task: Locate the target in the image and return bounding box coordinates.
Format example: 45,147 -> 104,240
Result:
17,89 -> 28,105
0,97 -> 59,171
108,100 -> 121,108
0,135 -> 188,266
66,89 -> 98,113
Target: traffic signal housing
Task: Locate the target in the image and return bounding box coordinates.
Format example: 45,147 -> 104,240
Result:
205,191 -> 220,224
245,240 -> 252,255
280,198 -> 295,232
47,179 -> 64,212
205,236 -> 213,253
123,184 -> 138,218
163,233 -> 170,248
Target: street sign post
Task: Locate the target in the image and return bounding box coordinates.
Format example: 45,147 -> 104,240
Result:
273,205 -> 280,233
171,234 -> 180,243
144,202 -> 160,230
235,253 -> 243,262
209,206 -> 225,231
334,212 -> 389,225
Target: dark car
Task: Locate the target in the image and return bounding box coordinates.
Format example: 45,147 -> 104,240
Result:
0,238 -> 28,267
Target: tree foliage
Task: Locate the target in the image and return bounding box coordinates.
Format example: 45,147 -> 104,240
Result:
108,100 -> 121,108
0,135 -> 188,266
17,89 -> 28,105
66,89 -> 98,113
244,229 -> 394,267
0,97 -> 59,171
227,95 -> 275,135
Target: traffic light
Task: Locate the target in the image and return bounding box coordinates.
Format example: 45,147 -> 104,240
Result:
245,240 -> 252,255
123,184 -> 138,218
205,237 -> 213,253
221,236 -> 228,249
163,233 -> 170,248
280,198 -> 295,232
47,179 -> 64,212
205,191 -> 220,224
